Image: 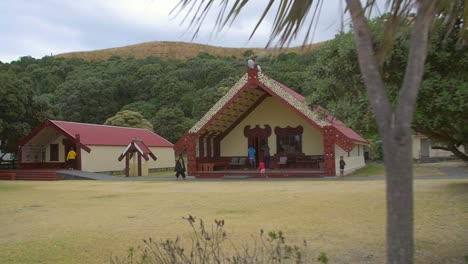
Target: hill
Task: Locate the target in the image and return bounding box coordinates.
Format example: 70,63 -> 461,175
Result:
55,41 -> 326,61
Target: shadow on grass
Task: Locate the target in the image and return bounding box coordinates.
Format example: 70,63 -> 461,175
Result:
350,163 -> 384,177
446,182 -> 468,193
0,183 -> 27,191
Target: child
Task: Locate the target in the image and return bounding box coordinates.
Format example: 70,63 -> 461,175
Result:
339,156 -> 346,177
258,161 -> 267,178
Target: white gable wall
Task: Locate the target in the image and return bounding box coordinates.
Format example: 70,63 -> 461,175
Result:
335,143 -> 366,175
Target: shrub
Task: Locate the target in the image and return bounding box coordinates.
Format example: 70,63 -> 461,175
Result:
111,215 -> 327,264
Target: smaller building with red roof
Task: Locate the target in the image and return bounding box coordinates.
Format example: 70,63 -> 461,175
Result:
18,120 -> 174,173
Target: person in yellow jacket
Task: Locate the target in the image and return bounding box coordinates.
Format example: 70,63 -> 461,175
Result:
66,148 -> 77,170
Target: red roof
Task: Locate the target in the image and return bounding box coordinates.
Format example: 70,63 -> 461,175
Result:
325,115 -> 368,144
119,139 -> 158,161
273,80 -> 306,102
50,120 -> 173,147
271,80 -> 367,144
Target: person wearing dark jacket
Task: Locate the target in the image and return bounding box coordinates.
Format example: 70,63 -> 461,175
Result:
339,156 -> 346,177
175,155 -> 186,180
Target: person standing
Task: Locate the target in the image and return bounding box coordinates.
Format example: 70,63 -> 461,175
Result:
339,156 -> 346,177
248,145 -> 256,169
66,148 -> 77,170
263,144 -> 270,169
175,155 -> 186,180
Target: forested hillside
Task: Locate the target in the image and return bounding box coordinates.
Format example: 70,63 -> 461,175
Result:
1,17 -> 466,159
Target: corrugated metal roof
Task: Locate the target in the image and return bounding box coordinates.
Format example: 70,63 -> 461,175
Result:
325,116 -> 368,144
50,120 -> 173,147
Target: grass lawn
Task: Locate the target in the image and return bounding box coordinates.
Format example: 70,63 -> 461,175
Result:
0,179 -> 467,264
350,161 -> 465,177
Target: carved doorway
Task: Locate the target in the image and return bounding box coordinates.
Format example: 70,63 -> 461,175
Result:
244,125 -> 271,163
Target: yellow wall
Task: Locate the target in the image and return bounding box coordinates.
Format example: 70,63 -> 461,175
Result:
220,97 -> 323,156
81,146 -> 175,172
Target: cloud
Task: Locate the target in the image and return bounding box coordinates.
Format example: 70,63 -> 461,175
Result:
0,0 -> 353,62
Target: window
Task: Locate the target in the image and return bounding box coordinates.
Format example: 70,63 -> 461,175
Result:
277,134 -> 302,153
50,144 -> 59,161
275,126 -> 303,154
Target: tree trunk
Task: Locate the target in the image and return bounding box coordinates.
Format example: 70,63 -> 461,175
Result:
346,0 -> 436,263
433,145 -> 468,161
382,132 -> 414,264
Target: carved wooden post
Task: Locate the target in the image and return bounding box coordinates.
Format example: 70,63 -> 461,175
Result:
323,126 -> 336,176
137,153 -> 142,176
206,136 -> 212,158
198,136 -> 205,158
125,154 -> 130,177
75,134 -> 82,170
17,146 -> 22,169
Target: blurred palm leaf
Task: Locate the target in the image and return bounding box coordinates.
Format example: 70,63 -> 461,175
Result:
172,0 -> 466,51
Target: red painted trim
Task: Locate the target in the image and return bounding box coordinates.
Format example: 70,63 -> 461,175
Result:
49,121 -> 91,153
244,125 -> 272,139
274,126 -> 303,136
76,134 -> 82,170
323,126 -> 336,176
18,119 -> 91,153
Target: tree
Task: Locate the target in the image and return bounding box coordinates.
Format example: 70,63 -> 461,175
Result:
152,107 -> 194,144
413,19 -> 468,161
173,1 -> 466,263
104,110 -> 154,131
0,72 -> 55,153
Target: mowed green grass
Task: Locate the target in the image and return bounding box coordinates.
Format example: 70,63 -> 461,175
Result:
0,179 -> 467,264
350,161 -> 465,177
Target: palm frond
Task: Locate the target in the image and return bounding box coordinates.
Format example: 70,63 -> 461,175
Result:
172,0 -> 466,48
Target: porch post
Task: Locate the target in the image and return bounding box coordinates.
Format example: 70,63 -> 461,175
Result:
198,136 -> 205,158
206,137 -> 212,158
214,136 -> 221,158
75,134 -> 82,170
137,153 -> 142,176
125,154 -> 130,177
17,146 -> 22,169
187,133 -> 198,176
323,126 -> 336,176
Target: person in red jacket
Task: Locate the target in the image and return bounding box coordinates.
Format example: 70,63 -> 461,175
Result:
258,161 -> 267,178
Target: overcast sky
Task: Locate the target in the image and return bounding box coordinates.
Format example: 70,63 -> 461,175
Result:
1,0 -> 353,63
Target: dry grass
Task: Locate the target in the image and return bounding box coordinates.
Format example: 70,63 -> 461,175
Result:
55,41 -> 326,61
0,179 -> 467,264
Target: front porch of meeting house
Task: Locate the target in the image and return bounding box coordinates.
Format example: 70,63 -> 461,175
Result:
176,126 -> 327,179
174,66 -> 368,179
